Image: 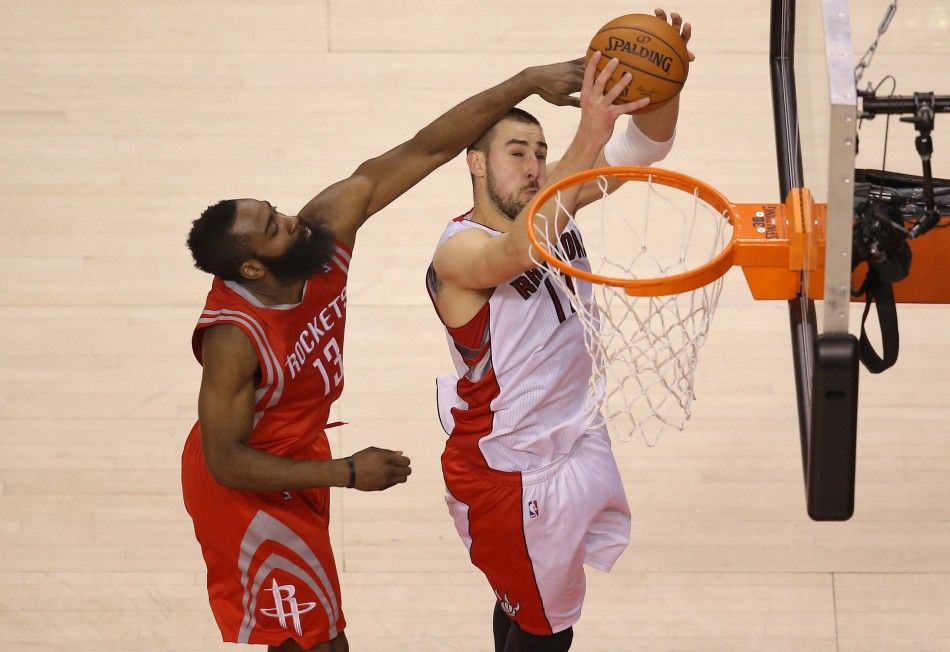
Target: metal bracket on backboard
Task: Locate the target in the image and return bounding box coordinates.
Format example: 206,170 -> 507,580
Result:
821,0 -> 857,334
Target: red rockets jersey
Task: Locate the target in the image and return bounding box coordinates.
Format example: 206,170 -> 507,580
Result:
188,243 -> 352,459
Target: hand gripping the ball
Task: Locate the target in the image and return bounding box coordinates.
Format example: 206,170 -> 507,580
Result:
587,11 -> 693,107
653,8 -> 695,62
577,53 -> 652,149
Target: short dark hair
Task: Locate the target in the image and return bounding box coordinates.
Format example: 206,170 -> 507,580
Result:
186,199 -> 250,281
467,107 -> 541,153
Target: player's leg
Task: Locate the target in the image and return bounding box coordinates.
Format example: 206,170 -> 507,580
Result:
443,445 -> 594,633
183,458 -> 346,648
577,431 -> 631,572
506,432 -> 629,645
443,448 -> 556,637
504,622 -> 573,652
269,632 -> 349,652
494,601 -> 515,651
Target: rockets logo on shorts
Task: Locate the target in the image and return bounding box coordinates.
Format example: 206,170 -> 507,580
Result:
260,578 -> 317,637
494,588 -> 521,617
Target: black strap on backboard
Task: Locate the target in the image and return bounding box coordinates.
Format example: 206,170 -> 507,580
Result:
853,268 -> 900,373
851,238 -> 911,373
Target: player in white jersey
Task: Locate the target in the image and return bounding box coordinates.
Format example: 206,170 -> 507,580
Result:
426,12 -> 692,652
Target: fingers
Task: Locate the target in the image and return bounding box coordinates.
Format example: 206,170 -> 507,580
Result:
655,8 -> 695,61
654,9 -> 681,31
383,460 -> 412,489
681,22 -> 695,61
387,451 -> 411,480
352,450 -> 412,491
654,8 -> 692,39
582,54 -> 639,118
591,56 -> 633,107
617,97 -> 651,114
583,51 -> 601,91
564,57 -> 585,94
670,12 -> 683,33
671,13 -> 697,61
594,56 -> 621,93
604,71 -> 633,104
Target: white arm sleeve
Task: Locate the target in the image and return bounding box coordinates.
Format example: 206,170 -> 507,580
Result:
604,117 -> 675,166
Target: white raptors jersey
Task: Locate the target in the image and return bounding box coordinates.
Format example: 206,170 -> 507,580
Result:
427,212 -> 601,473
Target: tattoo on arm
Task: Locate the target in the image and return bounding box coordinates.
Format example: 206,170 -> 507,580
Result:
426,264 -> 443,294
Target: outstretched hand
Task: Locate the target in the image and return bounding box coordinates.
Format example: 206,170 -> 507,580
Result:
528,58 -> 586,107
347,446 -> 411,491
654,8 -> 695,62
576,53 -> 651,148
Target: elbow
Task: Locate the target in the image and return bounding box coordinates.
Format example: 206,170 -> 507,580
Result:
507,233 -> 538,271
203,444 -> 243,489
519,244 -> 538,270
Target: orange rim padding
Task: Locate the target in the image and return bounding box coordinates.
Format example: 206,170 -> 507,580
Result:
525,166 -> 823,299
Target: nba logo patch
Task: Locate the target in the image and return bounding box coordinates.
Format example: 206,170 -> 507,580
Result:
527,500 -> 539,518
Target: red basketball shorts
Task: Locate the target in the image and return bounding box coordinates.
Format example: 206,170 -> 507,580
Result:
181,433 -> 345,647
442,430 -> 631,635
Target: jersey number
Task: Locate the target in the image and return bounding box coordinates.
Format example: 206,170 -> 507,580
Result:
543,277 -> 576,324
311,337 -> 343,396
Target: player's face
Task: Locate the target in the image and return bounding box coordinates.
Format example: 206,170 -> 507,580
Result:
231,199 -> 335,282
484,120 -> 548,221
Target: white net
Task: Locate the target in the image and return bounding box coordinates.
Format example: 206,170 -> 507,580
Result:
529,172 -> 733,445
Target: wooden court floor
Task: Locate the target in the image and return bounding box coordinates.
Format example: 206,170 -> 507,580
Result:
1,2 -> 948,650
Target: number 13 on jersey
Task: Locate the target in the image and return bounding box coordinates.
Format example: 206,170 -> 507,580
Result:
312,337 -> 343,396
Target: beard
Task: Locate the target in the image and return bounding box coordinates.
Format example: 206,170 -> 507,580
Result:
486,166 -> 537,221
257,221 -> 336,282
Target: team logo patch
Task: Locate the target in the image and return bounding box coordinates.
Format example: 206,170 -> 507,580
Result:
527,499 -> 540,518
260,578 -> 316,636
494,589 -> 521,617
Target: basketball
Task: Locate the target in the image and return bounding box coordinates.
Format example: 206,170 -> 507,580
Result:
587,13 -> 690,107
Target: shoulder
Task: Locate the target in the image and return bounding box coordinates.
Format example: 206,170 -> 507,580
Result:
200,323 -> 259,371
433,226 -> 492,265
297,176 -> 374,249
430,225 -> 503,295
197,324 -> 261,390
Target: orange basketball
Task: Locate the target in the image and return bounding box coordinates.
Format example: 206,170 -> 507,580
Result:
587,13 -> 689,107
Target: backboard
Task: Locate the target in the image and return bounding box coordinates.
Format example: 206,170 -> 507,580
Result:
771,0 -> 860,520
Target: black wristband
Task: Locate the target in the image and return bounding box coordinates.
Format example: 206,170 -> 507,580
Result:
345,457 -> 356,489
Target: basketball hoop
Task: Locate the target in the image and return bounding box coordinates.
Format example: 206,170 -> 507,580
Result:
526,166 -> 821,444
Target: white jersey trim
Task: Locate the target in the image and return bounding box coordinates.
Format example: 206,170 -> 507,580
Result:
198,308 -> 285,427
224,280 -> 309,311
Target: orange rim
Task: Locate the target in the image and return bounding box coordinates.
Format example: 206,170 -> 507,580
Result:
525,166 -> 738,297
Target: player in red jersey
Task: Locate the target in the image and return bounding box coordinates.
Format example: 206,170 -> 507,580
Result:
181,60 -> 586,652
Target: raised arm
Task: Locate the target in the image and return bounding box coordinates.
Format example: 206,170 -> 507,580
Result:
559,8 -> 694,209
197,324 -> 410,492
627,10 -> 692,141
434,55 -> 643,292
297,60 -> 585,247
